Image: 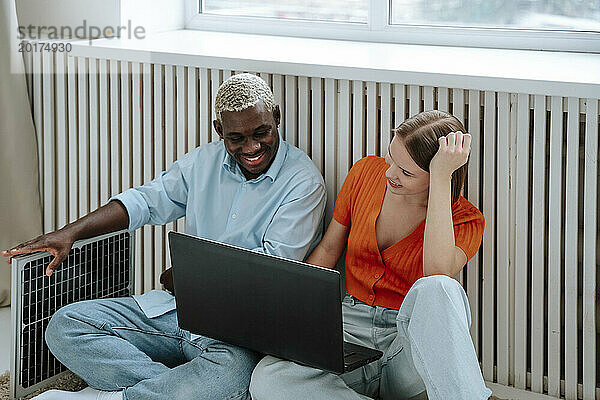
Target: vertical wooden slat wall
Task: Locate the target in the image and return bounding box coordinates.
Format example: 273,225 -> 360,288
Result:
26,51 -> 600,399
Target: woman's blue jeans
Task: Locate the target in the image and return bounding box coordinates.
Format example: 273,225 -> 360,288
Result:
250,275 -> 492,400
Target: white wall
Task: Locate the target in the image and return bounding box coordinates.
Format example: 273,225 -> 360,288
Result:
15,0 -> 184,38
16,0 -> 121,34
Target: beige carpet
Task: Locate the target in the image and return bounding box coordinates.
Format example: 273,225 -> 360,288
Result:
0,371 -> 86,399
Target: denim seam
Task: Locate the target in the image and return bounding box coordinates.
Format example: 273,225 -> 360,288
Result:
365,373 -> 381,385
405,327 -> 441,400
112,326 -> 182,342
225,388 -> 251,400
180,336 -> 207,352
382,345 -> 404,366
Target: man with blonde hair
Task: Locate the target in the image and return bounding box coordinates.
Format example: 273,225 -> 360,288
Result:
3,73 -> 326,400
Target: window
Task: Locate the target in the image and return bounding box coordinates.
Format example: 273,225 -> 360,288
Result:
203,0 -> 368,23
187,0 -> 600,52
390,0 -> 600,32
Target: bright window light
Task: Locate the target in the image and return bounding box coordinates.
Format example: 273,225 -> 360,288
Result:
202,0 -> 369,23
390,0 -> 600,32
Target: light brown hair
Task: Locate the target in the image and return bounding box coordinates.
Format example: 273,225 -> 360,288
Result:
393,110 -> 469,204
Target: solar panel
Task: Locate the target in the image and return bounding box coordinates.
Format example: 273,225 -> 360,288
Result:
10,230 -> 135,400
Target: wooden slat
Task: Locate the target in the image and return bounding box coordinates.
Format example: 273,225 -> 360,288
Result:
352,80 -> 364,163
466,89 -> 480,356
423,86 -> 434,111
297,76 -> 310,156
409,85 -> 420,117
285,75 -> 297,146
131,62 -> 144,187
54,53 -> 68,228
131,62 -> 143,294
496,92 -> 511,386
198,68 -> 210,146
530,95 -> 546,393
582,98 -> 598,400
41,51 -> 55,233
380,83 -> 392,156
438,87 -> 449,112
88,59 -> 99,211
547,96 -> 563,398
186,67 -> 198,152
165,65 -> 175,166
366,81 -> 377,155
311,77 -> 324,174
337,80 -> 351,194
210,69 -> 221,142
394,84 -> 406,126
273,74 -> 284,139
564,96 -> 579,400
165,65 -> 176,266
120,61 -> 132,192
98,60 -> 109,207
453,88 -> 466,285
324,78 -> 336,222
453,89 -> 465,125
109,60 -> 121,197
514,93 -> 530,390
78,57 -> 89,217
154,65 -> 165,289
176,66 -> 187,233
142,63 -> 154,293
508,93 -> 518,384
481,90 -> 496,381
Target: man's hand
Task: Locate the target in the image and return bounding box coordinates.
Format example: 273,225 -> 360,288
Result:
1,229 -> 75,276
160,267 -> 174,294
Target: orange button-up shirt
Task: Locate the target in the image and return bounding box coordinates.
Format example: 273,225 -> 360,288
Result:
333,156 -> 485,310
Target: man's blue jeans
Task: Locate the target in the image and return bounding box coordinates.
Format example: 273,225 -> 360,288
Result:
45,297 -> 261,400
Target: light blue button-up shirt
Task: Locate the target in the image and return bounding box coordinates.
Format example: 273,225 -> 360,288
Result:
111,137 -> 326,319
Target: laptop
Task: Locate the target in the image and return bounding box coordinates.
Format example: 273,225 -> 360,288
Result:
168,231 -> 383,374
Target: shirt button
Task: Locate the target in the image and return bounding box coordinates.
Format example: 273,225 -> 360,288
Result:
373,273 -> 380,279
368,294 -> 374,300
242,183 -> 247,187
232,214 -> 237,219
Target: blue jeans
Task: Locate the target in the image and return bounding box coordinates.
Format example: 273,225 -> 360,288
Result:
250,275 -> 492,400
45,297 -> 260,400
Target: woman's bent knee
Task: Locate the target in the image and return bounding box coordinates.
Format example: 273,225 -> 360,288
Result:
403,274 -> 472,328
249,356 -> 287,399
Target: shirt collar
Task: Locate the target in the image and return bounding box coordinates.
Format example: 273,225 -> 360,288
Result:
221,136 -> 287,183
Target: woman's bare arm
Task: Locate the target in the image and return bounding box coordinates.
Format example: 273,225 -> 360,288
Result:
422,132 -> 471,277
306,219 -> 350,269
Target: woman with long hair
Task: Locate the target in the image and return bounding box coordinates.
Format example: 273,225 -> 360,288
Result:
250,110 -> 496,400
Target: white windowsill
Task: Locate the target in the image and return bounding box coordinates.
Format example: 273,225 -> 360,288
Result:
68,29 -> 600,99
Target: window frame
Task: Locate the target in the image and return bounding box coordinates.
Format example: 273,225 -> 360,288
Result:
185,0 -> 600,53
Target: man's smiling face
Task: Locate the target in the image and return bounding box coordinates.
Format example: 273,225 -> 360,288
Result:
214,101 -> 281,180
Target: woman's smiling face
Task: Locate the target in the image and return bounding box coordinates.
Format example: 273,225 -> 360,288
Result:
384,136 -> 430,199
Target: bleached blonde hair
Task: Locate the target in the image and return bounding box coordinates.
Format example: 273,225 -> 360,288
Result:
214,73 -> 275,122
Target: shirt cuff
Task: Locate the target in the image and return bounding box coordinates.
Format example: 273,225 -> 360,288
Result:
109,189 -> 150,231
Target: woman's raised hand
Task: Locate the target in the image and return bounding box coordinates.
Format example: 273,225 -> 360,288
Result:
429,131 -> 471,178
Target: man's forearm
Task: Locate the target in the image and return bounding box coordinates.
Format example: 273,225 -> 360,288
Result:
60,200 -> 130,242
